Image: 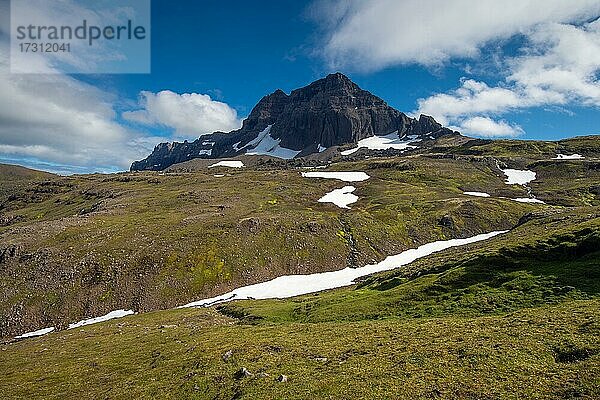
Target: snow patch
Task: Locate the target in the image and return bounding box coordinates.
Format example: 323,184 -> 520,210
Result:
511,198 -> 546,204
68,310 -> 135,329
301,171 -> 370,182
15,326 -> 55,339
244,125 -> 301,159
198,149 -> 212,156
208,160 -> 244,168
554,154 -> 584,160
463,191 -> 491,198
318,186 -> 358,208
318,144 -> 327,153
180,231 -> 506,308
501,169 -> 536,185
243,125 -> 272,149
341,132 -> 419,156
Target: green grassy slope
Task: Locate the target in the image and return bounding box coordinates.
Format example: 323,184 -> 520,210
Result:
431,134 -> 600,160
1,136 -> 599,398
219,208 -> 600,324
0,156 -> 545,336
1,209 -> 598,399
1,302 -> 598,400
1,136 -> 600,336
0,164 -> 55,180
0,164 -> 56,200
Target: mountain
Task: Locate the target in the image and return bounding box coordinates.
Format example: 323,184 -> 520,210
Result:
131,73 -> 455,171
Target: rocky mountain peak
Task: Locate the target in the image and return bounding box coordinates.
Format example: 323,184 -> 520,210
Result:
131,74 -> 457,171
241,88 -> 289,133
290,72 -> 360,98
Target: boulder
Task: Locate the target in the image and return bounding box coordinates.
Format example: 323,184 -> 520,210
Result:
234,368 -> 253,379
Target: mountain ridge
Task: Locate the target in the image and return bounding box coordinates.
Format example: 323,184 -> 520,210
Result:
130,73 -> 456,171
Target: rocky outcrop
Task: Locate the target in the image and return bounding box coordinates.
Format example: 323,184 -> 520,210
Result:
131,73 -> 456,171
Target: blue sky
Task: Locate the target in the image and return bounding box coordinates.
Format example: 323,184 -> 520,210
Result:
1,0 -> 600,174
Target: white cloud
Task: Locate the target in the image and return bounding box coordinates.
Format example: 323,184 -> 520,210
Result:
311,1 -> 600,138
508,21 -> 600,105
0,0 -> 238,173
123,90 -> 242,138
311,0 -> 600,70
0,1 -> 158,173
0,45 -> 157,173
417,79 -> 524,126
459,117 -> 524,138
416,19 -> 600,137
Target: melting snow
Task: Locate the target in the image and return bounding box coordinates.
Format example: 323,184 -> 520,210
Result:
341,132 -> 419,155
512,198 -> 546,204
318,144 -> 327,152
243,125 -> 272,149
501,169 -> 536,185
463,192 -> 491,198
198,149 -> 212,156
244,125 -> 301,159
14,310 -> 136,340
180,231 -> 506,308
554,154 -> 584,160
318,186 -> 358,208
301,171 -> 370,182
68,310 -> 135,329
15,326 -> 55,339
208,160 -> 244,168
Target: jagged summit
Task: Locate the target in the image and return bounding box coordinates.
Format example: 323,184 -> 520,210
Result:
291,72 -> 360,98
131,73 -> 456,171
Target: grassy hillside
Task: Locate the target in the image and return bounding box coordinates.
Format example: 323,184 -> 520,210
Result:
1,138 -> 600,336
1,208 -> 598,399
0,156 -> 549,337
432,134 -> 600,160
1,137 -> 599,398
0,164 -> 56,180
220,208 -> 600,323
0,164 -> 56,199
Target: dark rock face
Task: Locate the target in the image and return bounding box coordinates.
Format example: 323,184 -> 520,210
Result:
438,215 -> 455,229
272,73 -> 413,150
131,73 -> 456,171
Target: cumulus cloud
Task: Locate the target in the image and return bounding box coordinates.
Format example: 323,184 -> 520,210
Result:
508,21 -> 600,105
417,79 -> 524,126
459,117 -> 524,138
416,19 -> 600,137
0,0 -> 238,174
123,91 -> 242,138
0,1 -> 158,173
0,49 -> 157,173
310,0 -> 600,70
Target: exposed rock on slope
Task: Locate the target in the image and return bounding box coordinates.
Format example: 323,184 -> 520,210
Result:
131,73 -> 455,171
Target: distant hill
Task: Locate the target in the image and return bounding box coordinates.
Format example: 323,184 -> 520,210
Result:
0,164 -> 55,181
